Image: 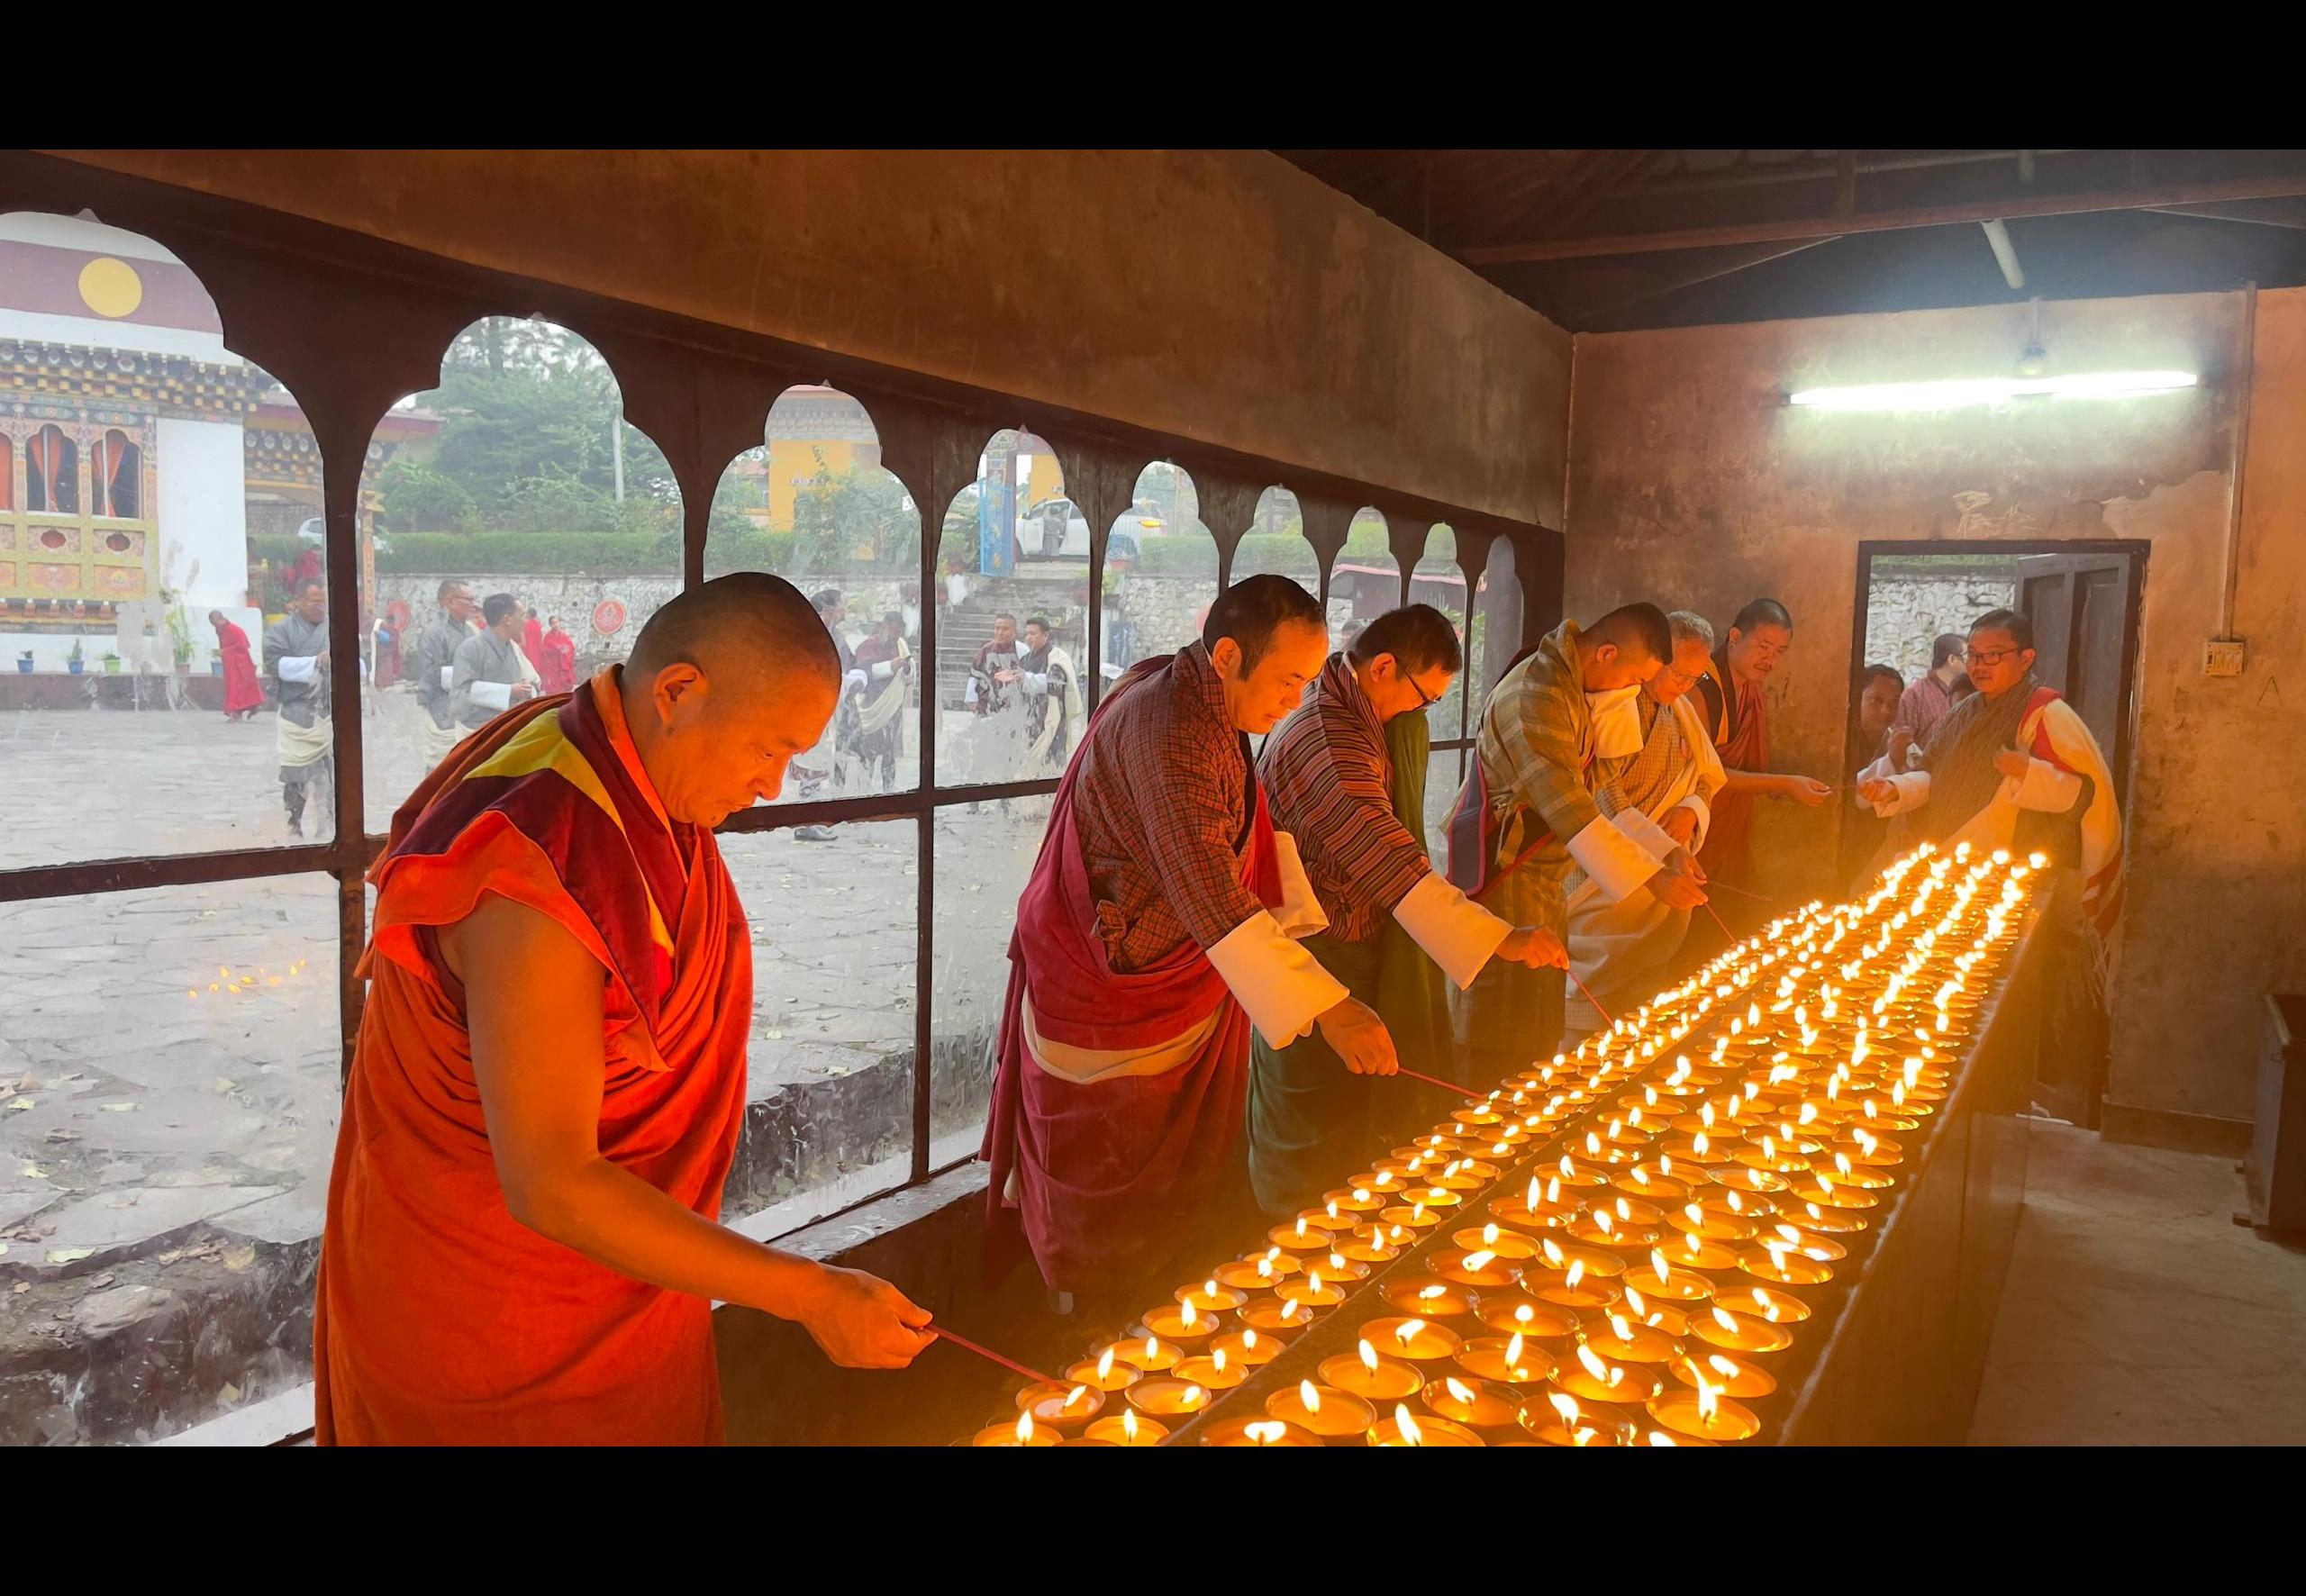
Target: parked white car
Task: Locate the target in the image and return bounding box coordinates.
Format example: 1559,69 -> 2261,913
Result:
1016,498 -> 1159,563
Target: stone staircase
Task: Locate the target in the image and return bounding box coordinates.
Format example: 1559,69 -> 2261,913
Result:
934,571 -> 1086,705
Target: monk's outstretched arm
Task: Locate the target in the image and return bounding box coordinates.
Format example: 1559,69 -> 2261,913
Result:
447,893 -> 935,1371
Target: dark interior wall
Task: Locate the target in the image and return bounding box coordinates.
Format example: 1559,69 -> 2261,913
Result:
1561,288 -> 2306,1130
45,150 -> 1571,529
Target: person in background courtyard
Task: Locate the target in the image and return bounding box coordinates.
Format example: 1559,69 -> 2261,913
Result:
407,580 -> 479,770
452,594 -> 540,730
1889,632 -> 1966,771
210,609 -> 264,722
265,581 -> 344,839
1017,614 -> 1083,772
539,614 -> 577,696
849,611 -> 911,793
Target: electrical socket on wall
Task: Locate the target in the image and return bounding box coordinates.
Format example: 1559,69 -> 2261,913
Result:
2204,638 -> 2247,677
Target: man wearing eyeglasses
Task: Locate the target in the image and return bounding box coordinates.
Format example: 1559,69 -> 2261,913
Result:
1248,604 -> 1568,1213
1855,608 -> 2121,931
1561,610 -> 1728,1039
1855,607 -> 2126,1113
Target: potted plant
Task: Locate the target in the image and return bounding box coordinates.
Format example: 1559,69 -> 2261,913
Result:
14,649 -> 31,675
102,652 -> 122,675
67,639 -> 84,676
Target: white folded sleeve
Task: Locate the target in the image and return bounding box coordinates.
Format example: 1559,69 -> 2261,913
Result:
869,660 -> 895,682
467,680 -> 515,712
1206,910 -> 1349,1048
1864,769 -> 1931,817
1670,793 -> 1713,853
1566,812 -> 1663,904
1611,805 -> 1682,865
1267,830 -> 1330,940
439,665 -> 454,692
2010,757 -> 2083,814
277,656 -> 320,684
1393,869 -> 1512,989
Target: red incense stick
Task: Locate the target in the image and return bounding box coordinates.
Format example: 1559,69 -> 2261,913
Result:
1394,1065 -> 1484,1100
933,1326 -> 1067,1391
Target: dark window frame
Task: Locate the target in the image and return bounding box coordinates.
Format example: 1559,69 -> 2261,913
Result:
0,152 -> 1562,1229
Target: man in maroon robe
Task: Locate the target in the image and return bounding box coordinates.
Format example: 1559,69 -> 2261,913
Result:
209,610 -> 264,721
981,576 -> 1398,1304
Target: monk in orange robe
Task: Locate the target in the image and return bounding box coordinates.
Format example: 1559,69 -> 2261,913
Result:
314,572 -> 934,1446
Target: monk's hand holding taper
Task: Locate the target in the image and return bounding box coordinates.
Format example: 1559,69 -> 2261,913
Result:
1775,775 -> 1833,807
1650,851 -> 1710,911
1317,996 -> 1398,1076
1993,746 -> 2030,780
797,1264 -> 937,1370
1499,927 -> 1570,970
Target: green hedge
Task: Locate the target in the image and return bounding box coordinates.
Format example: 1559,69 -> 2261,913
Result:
364,530 -> 817,576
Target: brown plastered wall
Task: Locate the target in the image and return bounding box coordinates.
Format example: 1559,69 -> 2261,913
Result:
41,149 -> 1569,527
1561,288 -> 2306,1125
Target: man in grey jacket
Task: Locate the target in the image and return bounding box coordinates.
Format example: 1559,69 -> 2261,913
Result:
406,579 -> 478,767
451,593 -> 539,730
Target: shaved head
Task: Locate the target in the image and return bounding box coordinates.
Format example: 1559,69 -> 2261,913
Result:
621,573 -> 842,826
628,571 -> 837,694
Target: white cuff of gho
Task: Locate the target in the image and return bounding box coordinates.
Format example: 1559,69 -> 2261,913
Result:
2010,757 -> 2082,813
1875,770 -> 1930,816
278,656 -> 319,684
1393,869 -> 1511,990
1610,805 -> 1681,866
1206,910 -> 1350,1047
1268,830 -> 1330,940
1672,793 -> 1712,853
1566,813 -> 1661,904
468,680 -> 515,712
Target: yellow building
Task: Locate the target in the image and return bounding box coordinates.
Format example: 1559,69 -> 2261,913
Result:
765,386 -> 880,531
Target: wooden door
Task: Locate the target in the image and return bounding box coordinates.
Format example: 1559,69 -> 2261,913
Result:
2016,552 -> 2138,810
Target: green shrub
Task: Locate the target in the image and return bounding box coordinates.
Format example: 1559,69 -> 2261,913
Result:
368,528 -> 826,576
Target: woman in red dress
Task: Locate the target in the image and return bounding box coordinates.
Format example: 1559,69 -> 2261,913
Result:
209,610 -> 266,721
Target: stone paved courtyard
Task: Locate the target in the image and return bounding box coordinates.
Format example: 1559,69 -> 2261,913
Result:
0,689 -> 1045,1442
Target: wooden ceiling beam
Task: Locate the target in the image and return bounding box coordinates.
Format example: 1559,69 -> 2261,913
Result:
1462,171 -> 2306,265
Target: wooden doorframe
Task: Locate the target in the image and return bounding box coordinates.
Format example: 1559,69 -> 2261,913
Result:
1843,539 -> 2151,810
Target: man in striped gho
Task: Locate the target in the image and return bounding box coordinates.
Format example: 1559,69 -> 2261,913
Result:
1248,604 -> 1568,1214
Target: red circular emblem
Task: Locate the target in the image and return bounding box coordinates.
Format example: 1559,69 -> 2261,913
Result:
592,599 -> 628,635
383,598 -> 412,632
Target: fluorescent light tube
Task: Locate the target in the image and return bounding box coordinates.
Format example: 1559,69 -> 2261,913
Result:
1787,370 -> 2198,411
